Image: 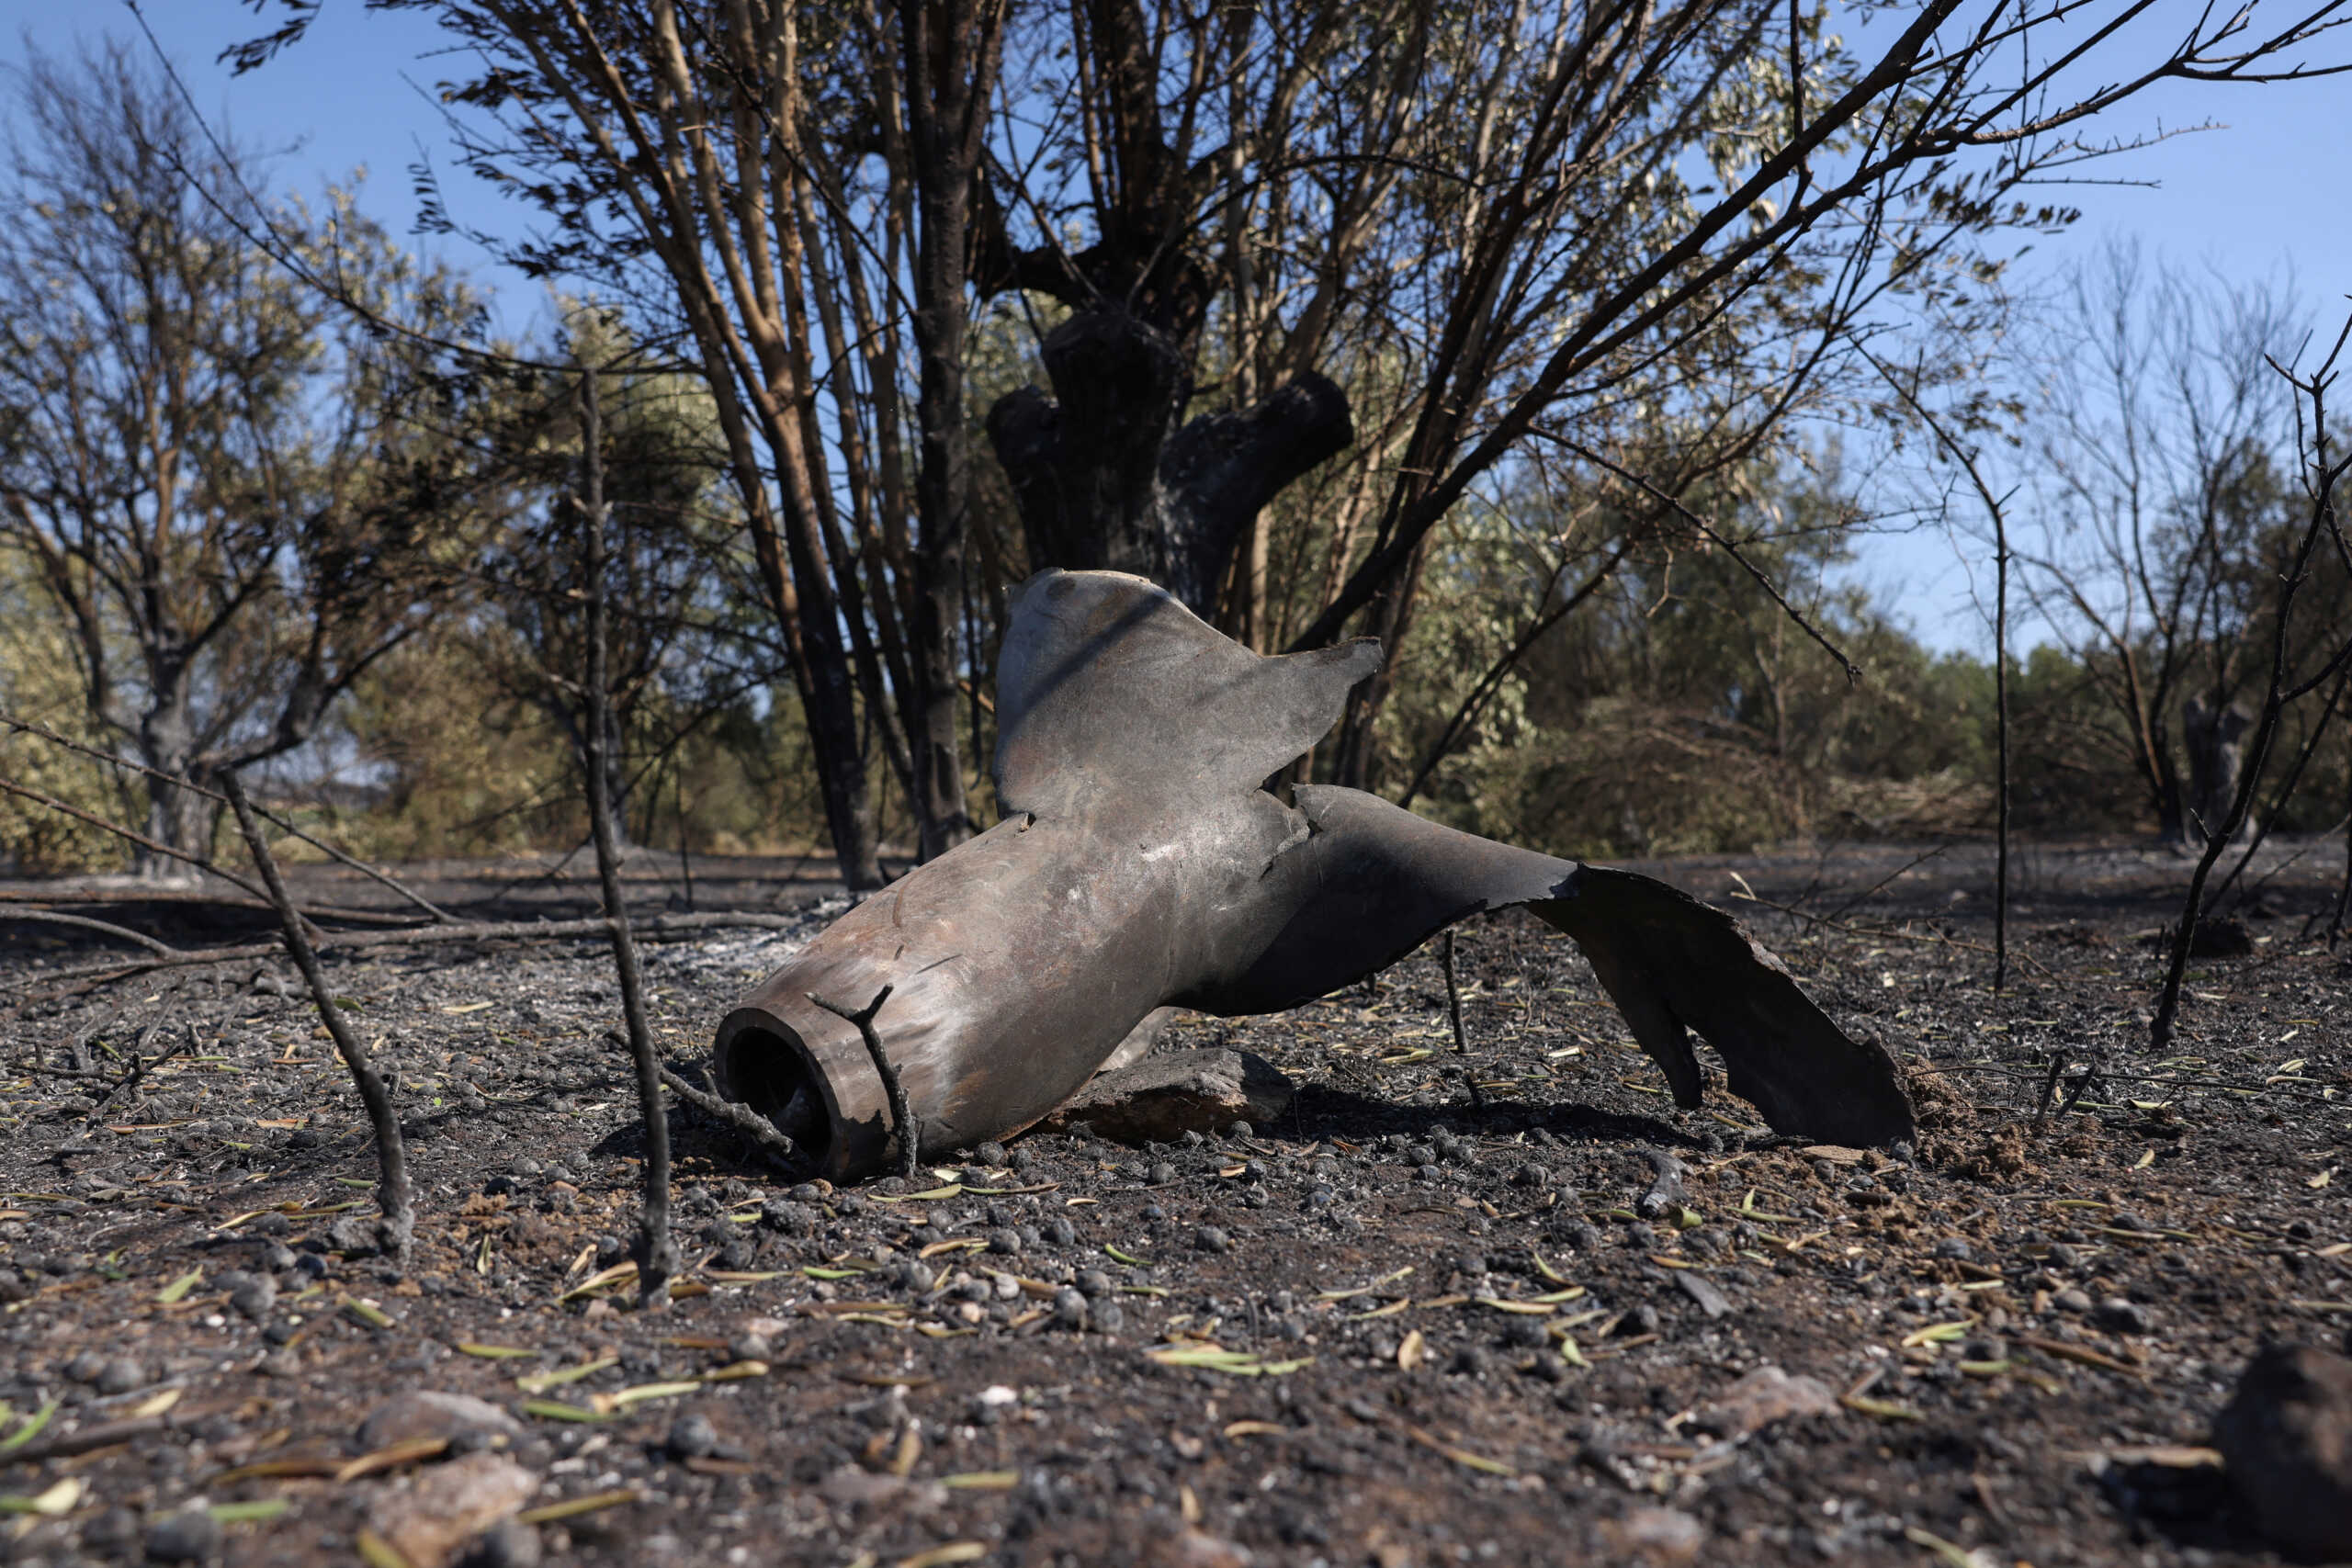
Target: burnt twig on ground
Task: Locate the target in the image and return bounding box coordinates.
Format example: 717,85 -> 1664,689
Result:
0,909 -> 176,957
84,1020 -> 197,1123
2033,1049 -> 2067,1130
221,773 -> 413,1260
0,706 -> 458,924
1,910 -> 818,998
808,985 -> 911,1178
659,1063 -> 802,1173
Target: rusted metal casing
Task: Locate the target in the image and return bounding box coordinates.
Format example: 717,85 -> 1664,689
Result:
715,570 -> 1913,1180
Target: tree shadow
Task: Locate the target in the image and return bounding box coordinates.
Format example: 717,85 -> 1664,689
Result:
1283,1082 -> 1701,1151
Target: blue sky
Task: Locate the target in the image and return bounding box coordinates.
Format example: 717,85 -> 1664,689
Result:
6,0 -> 2347,653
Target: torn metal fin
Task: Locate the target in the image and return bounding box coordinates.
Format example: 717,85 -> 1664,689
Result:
993,569 -> 1382,819
1532,869 -> 1916,1147
1183,785 -> 1914,1147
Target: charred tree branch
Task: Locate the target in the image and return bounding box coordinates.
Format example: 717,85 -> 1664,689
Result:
222,772 -> 413,1259
576,369 -> 677,1306
658,1064 -> 803,1173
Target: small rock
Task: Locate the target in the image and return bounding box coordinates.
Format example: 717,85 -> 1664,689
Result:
1137,1520 -> 1253,1568
2093,1298 -> 2152,1334
1498,1316 -> 1549,1349
1675,1272 -> 1733,1318
986,1227 -> 1023,1256
260,1242 -> 299,1273
1036,1050 -> 1293,1145
229,1276 -> 278,1321
358,1391 -> 526,1452
84,1506 -> 141,1554
1932,1237 -> 1973,1262
1194,1225 -> 1231,1254
145,1507 -> 223,1563
819,1465 -> 948,1511
367,1452 -> 538,1568
1095,1300 -> 1126,1333
458,1517 -> 543,1568
729,1332 -> 773,1364
665,1412 -> 719,1460
1638,1147 -> 1689,1213
1053,1286 -> 1089,1328
1599,1505 -> 1706,1563
62,1349 -> 106,1383
95,1356 -> 144,1395
326,1216 -> 379,1256
2212,1342 -> 2352,1563
1694,1365 -> 1839,1437
1554,1219 -> 1603,1252
2053,1288 -> 2094,1315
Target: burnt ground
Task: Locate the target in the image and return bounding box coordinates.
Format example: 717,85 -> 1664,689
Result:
1,837 -> 2348,1568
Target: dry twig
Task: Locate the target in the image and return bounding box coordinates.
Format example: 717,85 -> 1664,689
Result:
809,986 -> 911,1178
222,773 -> 413,1259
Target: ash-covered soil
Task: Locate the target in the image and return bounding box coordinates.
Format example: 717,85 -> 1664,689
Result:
1,839 -> 2347,1568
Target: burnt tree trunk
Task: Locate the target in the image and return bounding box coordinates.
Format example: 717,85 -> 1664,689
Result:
898,0 -> 1004,863
986,307 -> 1351,618
975,0 -> 1349,626
2183,694 -> 2253,847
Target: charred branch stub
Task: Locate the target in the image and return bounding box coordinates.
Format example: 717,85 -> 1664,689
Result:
1442,929 -> 1469,1055
221,773 -> 413,1260
657,1063 -> 803,1177
1638,1148 -> 1690,1220
808,987 -> 914,1179
1158,371 -> 1353,614
985,311 -> 1352,616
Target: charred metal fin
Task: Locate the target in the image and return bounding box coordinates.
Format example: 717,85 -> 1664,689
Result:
1190,786 -> 1913,1147
994,570 -> 1380,818
1532,869 -> 1916,1147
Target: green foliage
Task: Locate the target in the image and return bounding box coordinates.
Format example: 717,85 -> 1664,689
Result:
1378,457 -> 2005,858
0,558 -> 126,874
